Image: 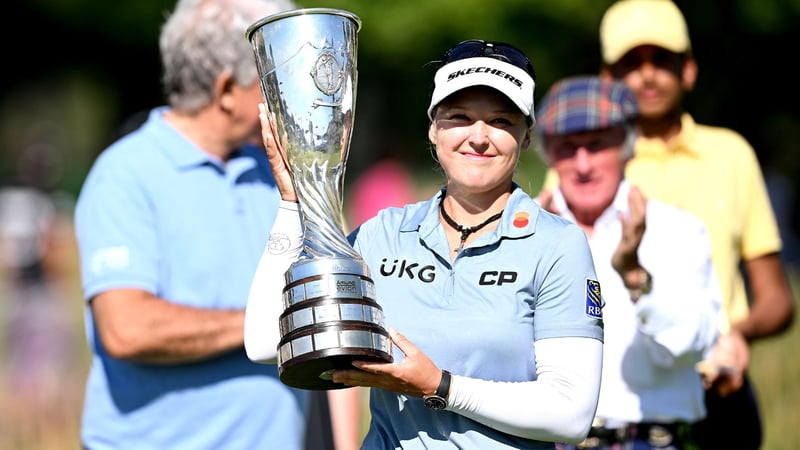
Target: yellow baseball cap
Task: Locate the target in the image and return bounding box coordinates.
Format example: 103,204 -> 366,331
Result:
600,0 -> 691,64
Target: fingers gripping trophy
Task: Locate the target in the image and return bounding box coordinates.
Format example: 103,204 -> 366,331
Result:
247,9 -> 393,390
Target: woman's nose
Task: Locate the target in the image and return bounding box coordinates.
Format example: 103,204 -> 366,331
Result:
468,121 -> 490,146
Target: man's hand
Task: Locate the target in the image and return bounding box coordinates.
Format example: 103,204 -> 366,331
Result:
536,188 -> 560,215
611,186 -> 647,276
696,330 -> 749,397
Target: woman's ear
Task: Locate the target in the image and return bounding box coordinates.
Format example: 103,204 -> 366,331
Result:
428,121 -> 438,145
521,128 -> 531,151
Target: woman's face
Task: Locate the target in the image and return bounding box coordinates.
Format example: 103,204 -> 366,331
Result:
429,86 -> 530,196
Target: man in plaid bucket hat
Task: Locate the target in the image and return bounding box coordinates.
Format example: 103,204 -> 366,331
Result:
536,75 -> 721,450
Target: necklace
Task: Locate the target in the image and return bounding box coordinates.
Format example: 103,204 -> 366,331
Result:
439,198 -> 503,253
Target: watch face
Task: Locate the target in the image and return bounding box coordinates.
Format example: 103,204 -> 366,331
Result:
423,395 -> 447,411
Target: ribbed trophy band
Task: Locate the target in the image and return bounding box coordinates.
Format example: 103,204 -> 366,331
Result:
277,258 -> 393,390
283,271 -> 376,310
279,299 -> 385,335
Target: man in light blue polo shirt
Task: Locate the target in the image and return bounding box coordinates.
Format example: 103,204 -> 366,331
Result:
73,0 -> 312,448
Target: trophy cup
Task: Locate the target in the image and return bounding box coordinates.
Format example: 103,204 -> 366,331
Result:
247,9 -> 393,390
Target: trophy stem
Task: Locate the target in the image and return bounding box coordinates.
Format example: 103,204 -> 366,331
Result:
293,160 -> 359,260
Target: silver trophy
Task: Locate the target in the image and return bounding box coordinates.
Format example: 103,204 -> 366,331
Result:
247,8 -> 392,390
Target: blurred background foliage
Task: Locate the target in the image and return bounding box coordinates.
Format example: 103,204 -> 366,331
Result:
4,0 -> 800,198
0,1 -> 798,449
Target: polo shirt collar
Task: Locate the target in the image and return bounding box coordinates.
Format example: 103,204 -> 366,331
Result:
636,113 -> 700,158
144,107 -> 231,171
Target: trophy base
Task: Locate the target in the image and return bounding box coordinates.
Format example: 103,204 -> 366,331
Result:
277,258 -> 393,390
279,339 -> 393,390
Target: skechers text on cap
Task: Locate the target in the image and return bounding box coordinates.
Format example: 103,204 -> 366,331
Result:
600,0 -> 691,64
427,57 -> 535,121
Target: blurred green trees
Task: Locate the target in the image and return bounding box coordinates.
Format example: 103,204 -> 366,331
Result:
4,0 -> 799,196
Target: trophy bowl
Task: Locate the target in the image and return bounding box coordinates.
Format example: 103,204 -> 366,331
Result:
247,8 -> 393,390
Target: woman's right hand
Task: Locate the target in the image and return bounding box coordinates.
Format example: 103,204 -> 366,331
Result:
259,103 -> 297,202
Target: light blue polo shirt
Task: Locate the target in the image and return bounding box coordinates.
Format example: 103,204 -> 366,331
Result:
350,186 -> 603,449
75,107 -> 309,450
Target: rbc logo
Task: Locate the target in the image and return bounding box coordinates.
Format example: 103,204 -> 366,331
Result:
585,279 -> 603,319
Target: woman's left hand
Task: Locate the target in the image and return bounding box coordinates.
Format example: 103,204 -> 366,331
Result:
332,328 -> 443,398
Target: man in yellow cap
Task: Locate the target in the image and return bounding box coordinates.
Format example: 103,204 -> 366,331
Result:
597,0 -> 795,449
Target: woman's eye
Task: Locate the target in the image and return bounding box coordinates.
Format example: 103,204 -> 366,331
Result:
490,117 -> 512,126
448,113 -> 470,121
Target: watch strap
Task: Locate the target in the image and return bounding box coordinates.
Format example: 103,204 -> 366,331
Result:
422,370 -> 452,410
434,370 -> 452,399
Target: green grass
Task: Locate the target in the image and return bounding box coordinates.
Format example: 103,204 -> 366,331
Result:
749,268 -> 800,450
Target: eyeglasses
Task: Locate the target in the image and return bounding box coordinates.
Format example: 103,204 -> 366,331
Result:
442,39 -> 536,79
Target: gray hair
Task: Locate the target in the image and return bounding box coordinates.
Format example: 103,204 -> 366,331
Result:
532,122 -> 638,167
159,0 -> 295,112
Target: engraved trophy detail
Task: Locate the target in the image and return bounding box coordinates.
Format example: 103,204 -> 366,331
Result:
247,8 -> 393,390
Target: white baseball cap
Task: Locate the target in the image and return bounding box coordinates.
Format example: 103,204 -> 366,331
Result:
600,0 -> 691,65
427,56 -> 535,121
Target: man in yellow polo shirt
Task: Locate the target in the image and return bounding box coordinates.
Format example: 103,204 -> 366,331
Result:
540,1 -> 795,449
599,1 -> 794,449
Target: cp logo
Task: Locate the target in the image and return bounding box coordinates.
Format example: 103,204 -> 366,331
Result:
479,271 -> 518,286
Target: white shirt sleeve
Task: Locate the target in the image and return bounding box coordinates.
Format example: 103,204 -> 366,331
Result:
446,336 -> 602,444
244,201 -> 303,364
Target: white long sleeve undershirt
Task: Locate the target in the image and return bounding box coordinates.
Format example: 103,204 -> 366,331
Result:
447,338 -> 602,443
244,201 -> 303,364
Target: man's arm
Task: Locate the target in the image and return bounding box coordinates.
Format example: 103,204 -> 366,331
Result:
91,288 -> 245,364
734,253 -> 795,341
328,388 -> 365,450
701,253 -> 795,396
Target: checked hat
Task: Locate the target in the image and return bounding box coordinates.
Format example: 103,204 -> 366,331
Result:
536,76 -> 638,136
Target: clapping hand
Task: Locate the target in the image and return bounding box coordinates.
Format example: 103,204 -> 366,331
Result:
611,186 -> 647,275
536,188 -> 560,215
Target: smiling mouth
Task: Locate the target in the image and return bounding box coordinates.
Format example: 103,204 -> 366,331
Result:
462,152 -> 493,159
